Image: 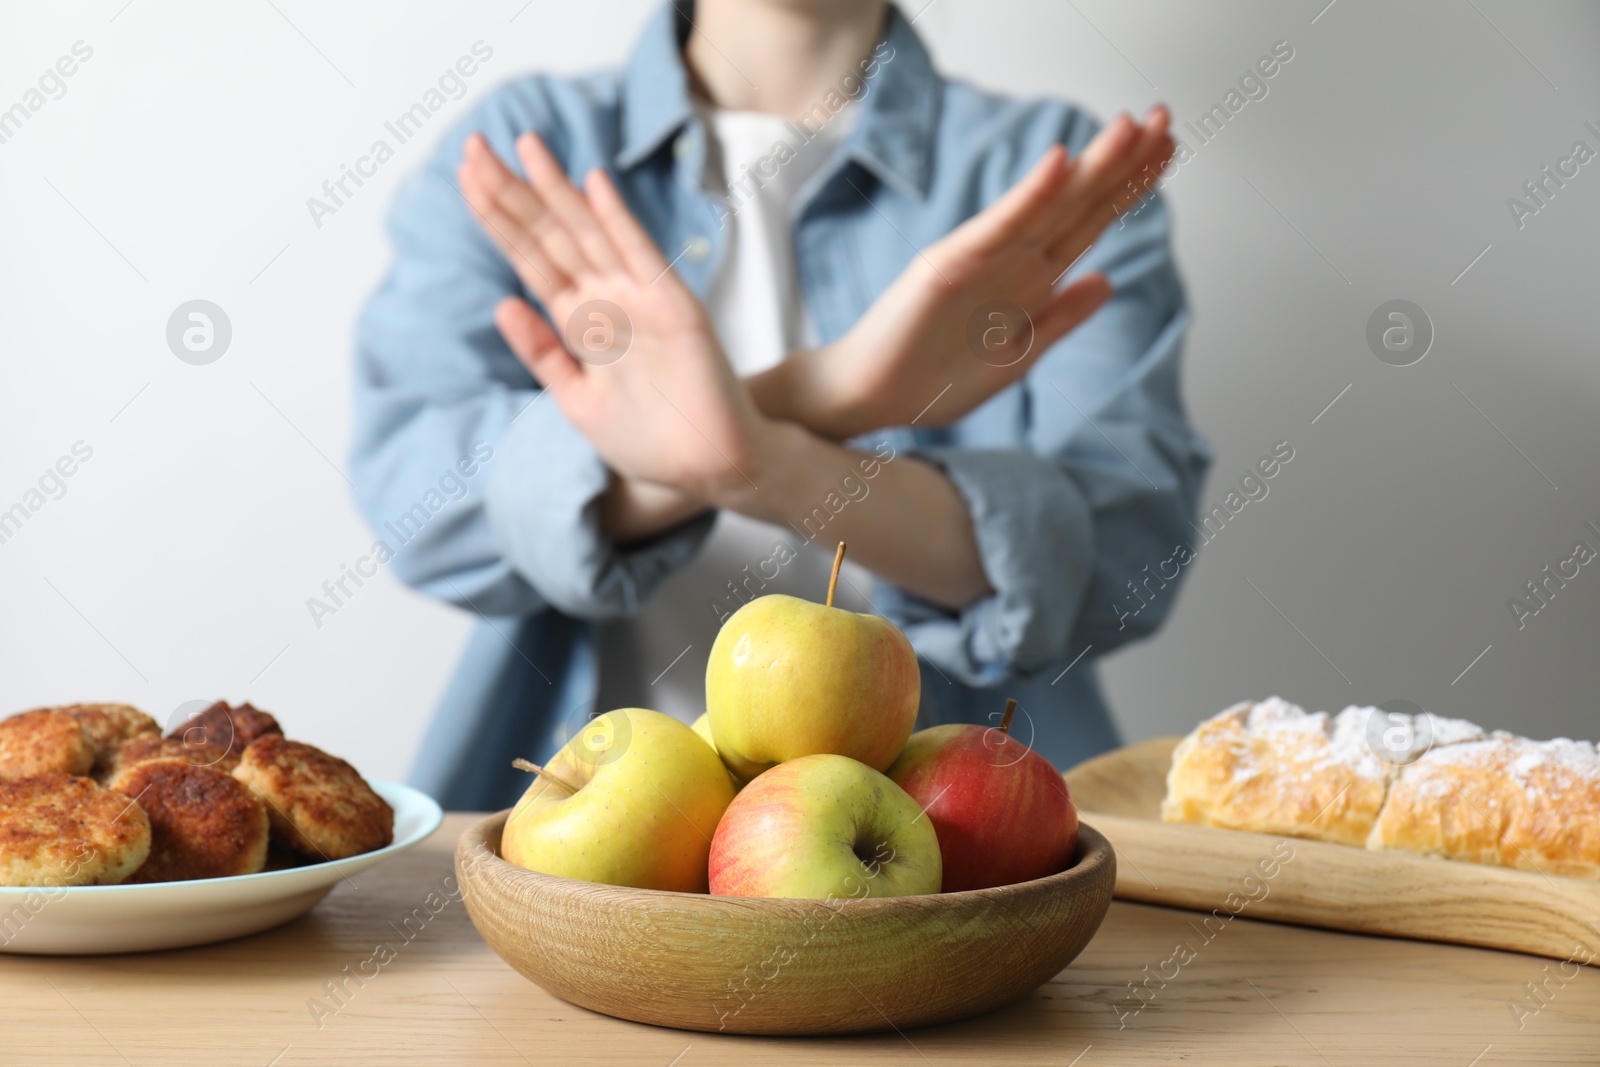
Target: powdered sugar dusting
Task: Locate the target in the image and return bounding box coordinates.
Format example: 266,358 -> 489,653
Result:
1411,733 -> 1600,805
1328,706 -> 1391,780
1181,698 -> 1598,868
1237,695 -> 1323,734
1204,698 -> 1494,786
1202,697 -> 1381,784
1425,714 -> 1488,748
1194,696 -> 1595,804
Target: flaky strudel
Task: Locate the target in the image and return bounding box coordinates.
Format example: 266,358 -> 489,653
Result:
1162,697 -> 1599,879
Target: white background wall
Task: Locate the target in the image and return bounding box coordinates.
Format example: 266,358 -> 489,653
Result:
1,0 -> 1595,785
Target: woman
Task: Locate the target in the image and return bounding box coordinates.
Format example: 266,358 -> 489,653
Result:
351,0 -> 1209,809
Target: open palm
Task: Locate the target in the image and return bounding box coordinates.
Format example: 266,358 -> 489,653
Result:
459,132 -> 768,500
769,108 -> 1176,440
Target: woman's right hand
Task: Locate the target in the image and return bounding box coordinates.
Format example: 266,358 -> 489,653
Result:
747,107 -> 1177,441
458,131 -> 779,505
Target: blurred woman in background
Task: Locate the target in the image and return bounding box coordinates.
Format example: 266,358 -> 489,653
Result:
351,0 -> 1209,808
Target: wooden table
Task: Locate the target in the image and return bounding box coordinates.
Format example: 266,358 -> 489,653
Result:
5,814 -> 1596,1066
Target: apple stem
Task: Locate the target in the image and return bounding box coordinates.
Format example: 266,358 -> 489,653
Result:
999,698 -> 1018,736
512,757 -> 579,793
827,541 -> 846,608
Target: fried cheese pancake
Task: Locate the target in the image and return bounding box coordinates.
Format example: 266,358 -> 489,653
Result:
0,774 -> 151,886
0,709 -> 94,781
234,737 -> 392,860
108,759 -> 269,882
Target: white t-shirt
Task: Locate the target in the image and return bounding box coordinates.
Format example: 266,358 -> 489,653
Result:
593,101 -> 871,724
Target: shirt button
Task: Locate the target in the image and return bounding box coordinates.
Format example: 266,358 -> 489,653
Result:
683,235 -> 711,262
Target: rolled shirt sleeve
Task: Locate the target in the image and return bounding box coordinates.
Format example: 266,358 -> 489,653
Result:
481,391 -> 715,619
349,87 -> 713,621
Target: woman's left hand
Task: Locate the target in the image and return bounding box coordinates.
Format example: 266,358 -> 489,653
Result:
748,107 -> 1176,441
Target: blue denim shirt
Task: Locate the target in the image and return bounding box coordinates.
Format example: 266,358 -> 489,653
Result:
351,2 -> 1211,810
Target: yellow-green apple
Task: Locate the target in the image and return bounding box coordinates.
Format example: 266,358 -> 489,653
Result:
690,712 -> 716,749
706,543 -> 919,780
689,711 -> 747,791
501,708 -> 734,892
886,700 -> 1078,891
709,754 -> 941,899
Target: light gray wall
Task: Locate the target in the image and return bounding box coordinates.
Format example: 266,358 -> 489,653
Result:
1018,1 -> 1600,744
1,1 -> 1594,782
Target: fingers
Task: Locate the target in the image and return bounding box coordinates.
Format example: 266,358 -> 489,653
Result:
1075,111 -> 1144,185
1082,107 -> 1169,201
460,136 -> 579,275
1045,111 -> 1143,231
516,131 -> 625,275
585,167 -> 671,283
973,275 -> 1111,390
1092,109 -> 1173,214
948,144 -> 1070,256
940,108 -> 1174,273
1039,122 -> 1174,268
459,139 -> 569,299
1042,107 -> 1173,248
494,296 -> 584,397
1033,272 -> 1114,348
1043,133 -> 1176,276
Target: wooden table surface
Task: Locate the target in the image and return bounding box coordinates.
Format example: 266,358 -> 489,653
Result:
5,814 -> 1596,1066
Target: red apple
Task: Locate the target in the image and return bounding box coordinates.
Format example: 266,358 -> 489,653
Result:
885,701 -> 1077,892
709,754 -> 941,899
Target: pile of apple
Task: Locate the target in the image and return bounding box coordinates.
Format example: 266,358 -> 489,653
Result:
501,545 -> 1079,899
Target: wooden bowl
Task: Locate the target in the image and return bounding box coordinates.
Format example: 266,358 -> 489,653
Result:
455,811 -> 1116,1035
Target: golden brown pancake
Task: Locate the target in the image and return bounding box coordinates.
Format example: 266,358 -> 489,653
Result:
102,732 -> 239,780
0,774 -> 151,886
57,704 -> 159,778
108,759 -> 269,882
234,737 -> 392,860
0,709 -> 94,781
167,701 -> 282,760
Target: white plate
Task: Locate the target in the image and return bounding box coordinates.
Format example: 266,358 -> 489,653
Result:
0,780 -> 442,955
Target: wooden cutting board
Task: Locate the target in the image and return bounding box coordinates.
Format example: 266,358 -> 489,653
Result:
1064,737 -> 1600,964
